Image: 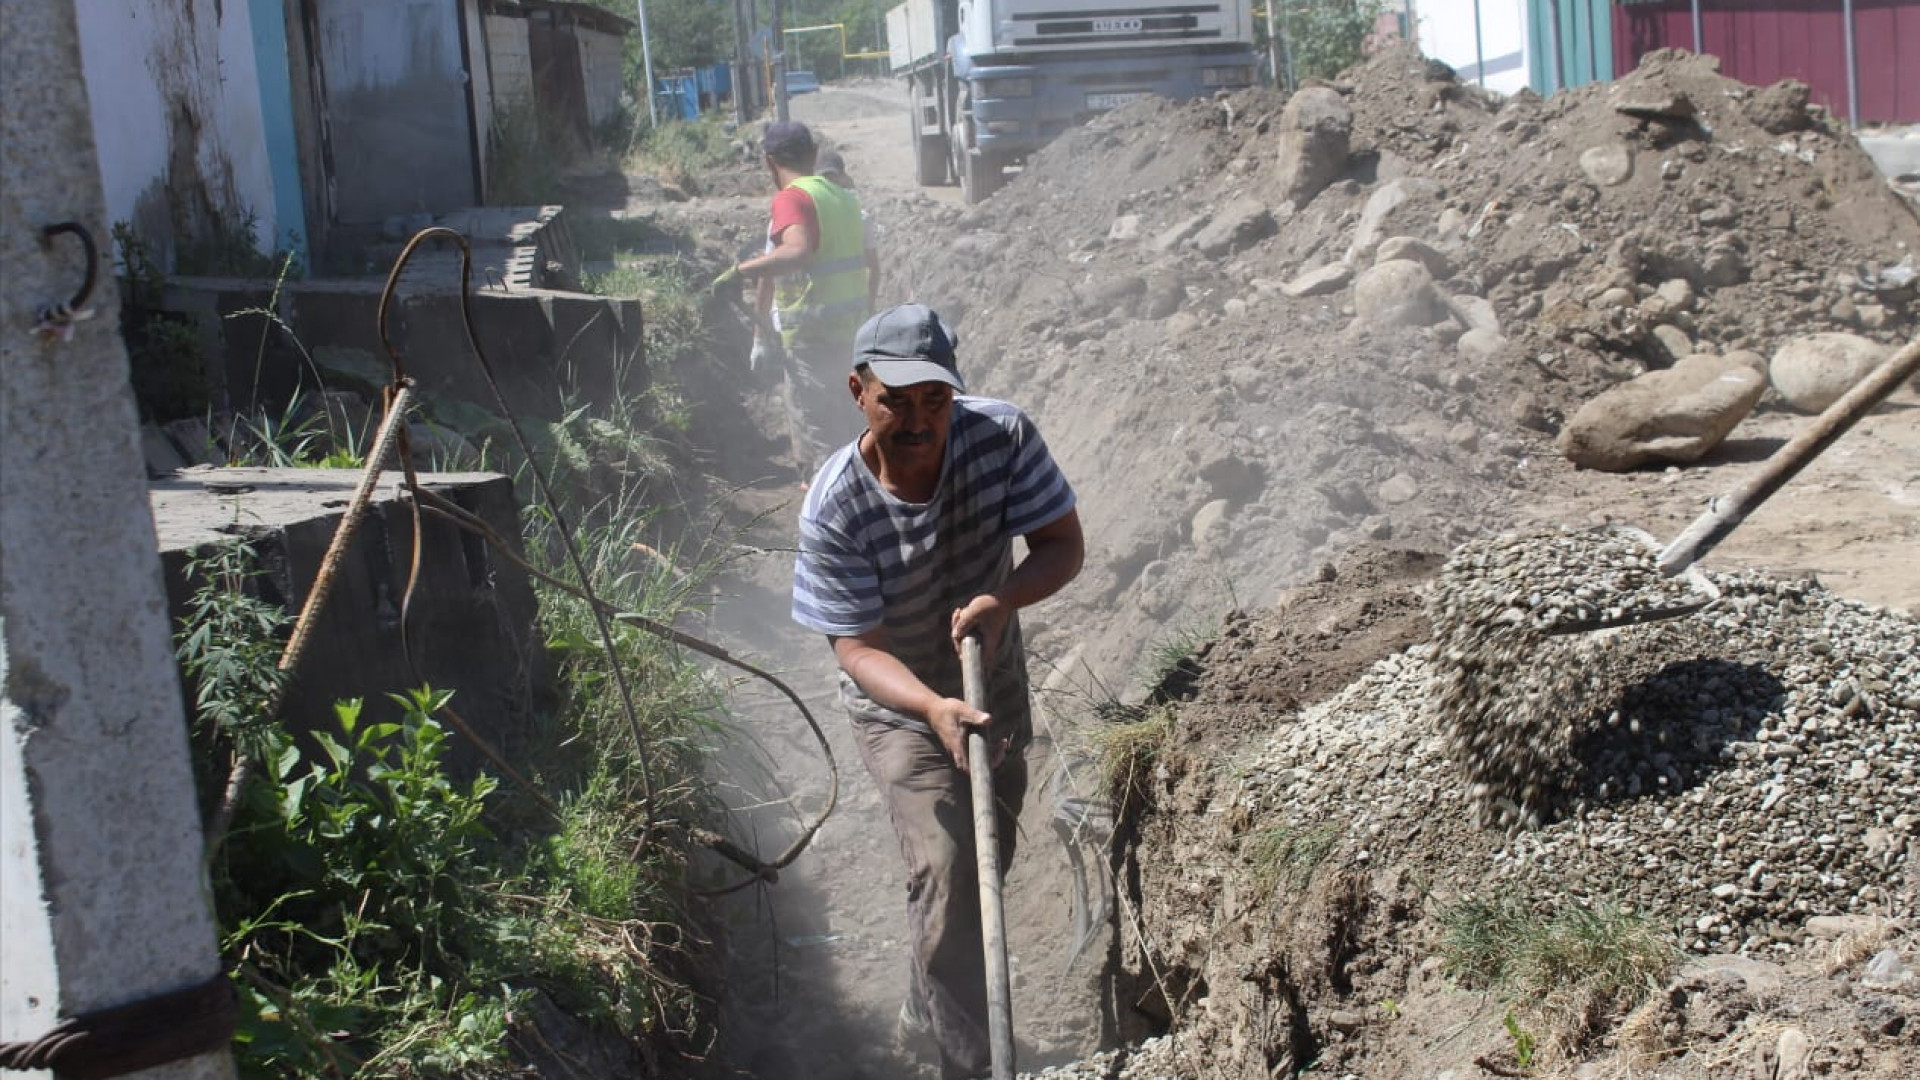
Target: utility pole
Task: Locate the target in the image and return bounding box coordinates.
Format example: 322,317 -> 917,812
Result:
1,2 -> 234,1079
733,0 -> 751,124
634,0 -> 659,125
773,0 -> 790,120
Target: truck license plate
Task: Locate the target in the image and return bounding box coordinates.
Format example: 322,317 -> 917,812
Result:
1086,91 -> 1145,111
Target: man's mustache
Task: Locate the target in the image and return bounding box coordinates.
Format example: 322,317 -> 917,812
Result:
890,431 -> 934,446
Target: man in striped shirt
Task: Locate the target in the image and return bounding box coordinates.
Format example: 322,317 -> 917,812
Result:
792,304 -> 1084,1078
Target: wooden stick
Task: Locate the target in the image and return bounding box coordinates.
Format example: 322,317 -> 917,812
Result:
961,635 -> 1015,1080
1660,337 -> 1920,574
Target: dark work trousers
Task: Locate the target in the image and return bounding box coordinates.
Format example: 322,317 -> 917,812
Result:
853,716 -> 1029,1080
784,334 -> 859,480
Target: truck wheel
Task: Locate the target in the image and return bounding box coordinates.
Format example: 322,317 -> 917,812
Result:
910,99 -> 948,187
959,147 -> 1001,204
953,124 -> 1000,204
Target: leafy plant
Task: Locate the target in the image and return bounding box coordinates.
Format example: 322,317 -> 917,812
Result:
1503,1010 -> 1537,1070
1267,0 -> 1387,85
178,540 -> 290,762
1088,705 -> 1174,817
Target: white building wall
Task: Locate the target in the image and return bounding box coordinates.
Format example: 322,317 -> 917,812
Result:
75,1 -> 283,264
1414,0 -> 1533,95
486,14 -> 535,111
579,28 -> 627,128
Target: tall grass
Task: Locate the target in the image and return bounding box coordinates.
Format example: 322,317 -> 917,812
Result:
1438,895 -> 1677,1058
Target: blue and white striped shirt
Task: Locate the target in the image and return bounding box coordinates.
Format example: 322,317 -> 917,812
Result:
792,396 -> 1076,732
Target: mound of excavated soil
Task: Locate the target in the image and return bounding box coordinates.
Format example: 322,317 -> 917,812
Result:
859,43 -> 1917,703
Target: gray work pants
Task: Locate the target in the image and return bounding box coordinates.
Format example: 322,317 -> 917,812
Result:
853,717 -> 1028,1080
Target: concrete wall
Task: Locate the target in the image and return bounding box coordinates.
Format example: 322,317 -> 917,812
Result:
580,26 -> 628,128
76,0 -> 307,267
151,470 -> 547,775
1416,0 -> 1533,94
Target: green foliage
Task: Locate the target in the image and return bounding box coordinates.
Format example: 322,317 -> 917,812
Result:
1142,618 -> 1217,698
1267,0 -> 1387,84
582,253 -> 705,434
1503,1011 -> 1537,1070
487,103 -> 564,206
580,0 -> 728,77
223,390 -> 371,469
178,541 -> 290,760
1439,895 -> 1677,1057
1244,821 -> 1341,896
629,112 -> 736,184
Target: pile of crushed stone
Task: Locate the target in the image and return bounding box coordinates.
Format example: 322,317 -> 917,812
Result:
1427,526 -> 1718,829
1233,561 -> 1919,951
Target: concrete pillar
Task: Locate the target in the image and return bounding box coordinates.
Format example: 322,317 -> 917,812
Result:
1,1 -> 235,1078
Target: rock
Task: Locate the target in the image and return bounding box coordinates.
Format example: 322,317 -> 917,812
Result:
1656,278 -> 1695,311
1351,260 -> 1444,329
1774,1027 -> 1812,1080
1616,92 -> 1697,123
1326,1009 -> 1365,1033
1273,87 -> 1352,209
1375,236 -> 1452,278
1142,277 -> 1186,320
1108,214 -> 1142,242
1436,207 -> 1466,238
1769,332 -> 1891,413
1557,353 -> 1767,471
1861,947 -> 1915,989
1345,178 -> 1446,264
1377,474 -> 1420,505
1191,197 -> 1278,257
1447,422 -> 1480,451
1510,391 -> 1554,432
1596,286 -> 1637,310
1649,324 -> 1695,365
1723,349 -> 1767,376
1579,144 -> 1635,187
1190,499 -> 1231,548
1151,213 -> 1209,254
1281,262 -> 1354,298
1745,78 -> 1813,134
1803,914 -> 1899,939
1446,294 -> 1501,334
1457,327 -> 1508,361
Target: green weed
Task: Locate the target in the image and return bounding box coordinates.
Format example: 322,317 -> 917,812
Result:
1244,821 -> 1341,896
1439,895 -> 1676,1059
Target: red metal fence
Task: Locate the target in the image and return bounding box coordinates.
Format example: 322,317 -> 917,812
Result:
1613,0 -> 1920,124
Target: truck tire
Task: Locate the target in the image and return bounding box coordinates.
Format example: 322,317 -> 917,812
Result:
953,124 -> 1001,204
910,92 -> 948,187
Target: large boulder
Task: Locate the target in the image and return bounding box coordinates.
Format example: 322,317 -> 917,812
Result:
1557,353 -> 1768,471
1769,332 -> 1890,413
1273,87 -> 1352,209
1352,260 -> 1444,329
1345,177 -> 1446,264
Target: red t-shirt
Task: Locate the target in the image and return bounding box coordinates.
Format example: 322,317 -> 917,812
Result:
768,186 -> 820,252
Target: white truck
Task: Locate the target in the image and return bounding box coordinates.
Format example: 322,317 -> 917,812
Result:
886,0 -> 1258,202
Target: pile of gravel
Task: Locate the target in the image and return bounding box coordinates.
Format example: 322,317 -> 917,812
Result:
1230,536 -> 1918,955
1427,527 -> 1716,829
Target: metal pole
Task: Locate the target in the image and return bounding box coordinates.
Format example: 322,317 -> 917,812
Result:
634,0 -> 658,125
733,0 -> 750,125
1264,3 -> 1280,89
1278,0 -> 1295,90
961,636 -> 1015,1080
773,0 -> 789,120
1546,0 -> 1563,92
1690,0 -> 1702,54
1842,0 -> 1859,126
1472,0 -> 1485,86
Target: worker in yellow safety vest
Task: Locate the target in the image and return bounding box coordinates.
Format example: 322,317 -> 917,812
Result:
728,120 -> 881,476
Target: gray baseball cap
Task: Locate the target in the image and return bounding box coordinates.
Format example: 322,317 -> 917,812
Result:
854,304 -> 965,392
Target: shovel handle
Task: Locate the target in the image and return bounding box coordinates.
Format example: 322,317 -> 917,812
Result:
1659,337 -> 1920,575
960,635 -> 1016,1080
